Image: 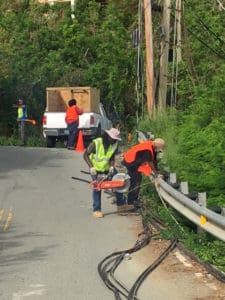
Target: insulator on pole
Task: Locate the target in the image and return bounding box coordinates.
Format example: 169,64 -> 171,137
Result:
71,0 -> 75,19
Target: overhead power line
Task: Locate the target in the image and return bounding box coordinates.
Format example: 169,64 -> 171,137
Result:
183,0 -> 225,52
171,2 -> 225,60
187,27 -> 225,60
197,19 -> 225,49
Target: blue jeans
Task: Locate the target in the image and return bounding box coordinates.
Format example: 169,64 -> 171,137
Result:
67,121 -> 78,148
91,174 -> 126,211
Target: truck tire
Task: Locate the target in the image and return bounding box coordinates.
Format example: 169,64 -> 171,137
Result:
46,136 -> 56,148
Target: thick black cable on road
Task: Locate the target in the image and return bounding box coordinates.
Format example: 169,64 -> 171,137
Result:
98,224 -> 152,299
98,253 -> 129,299
97,203 -> 179,300
128,238 -> 177,300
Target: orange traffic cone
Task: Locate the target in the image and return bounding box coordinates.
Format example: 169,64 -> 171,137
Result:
75,130 -> 85,152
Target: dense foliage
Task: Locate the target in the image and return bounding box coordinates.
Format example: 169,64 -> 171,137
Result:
0,0 -> 224,270
166,2 -> 225,206
0,0 -> 138,135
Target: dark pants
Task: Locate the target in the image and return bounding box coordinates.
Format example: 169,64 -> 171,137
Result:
127,168 -> 142,207
19,121 -> 26,145
91,173 -> 126,212
67,121 -> 78,148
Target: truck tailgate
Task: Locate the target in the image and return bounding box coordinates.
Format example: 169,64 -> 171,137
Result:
43,112 -> 67,129
78,113 -> 98,129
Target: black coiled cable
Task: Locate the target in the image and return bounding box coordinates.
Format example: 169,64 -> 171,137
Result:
97,213 -> 178,300
98,225 -> 152,299
128,238 -> 177,300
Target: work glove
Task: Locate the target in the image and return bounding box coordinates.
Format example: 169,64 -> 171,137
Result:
109,166 -> 115,176
149,172 -> 157,184
149,175 -> 155,183
157,174 -> 164,179
90,167 -> 97,176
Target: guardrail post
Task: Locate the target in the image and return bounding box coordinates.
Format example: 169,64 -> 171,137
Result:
197,192 -> 207,234
180,181 -> 189,194
221,208 -> 225,217
169,173 -> 176,184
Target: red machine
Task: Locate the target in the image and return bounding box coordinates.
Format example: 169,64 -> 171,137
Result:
90,173 -> 130,193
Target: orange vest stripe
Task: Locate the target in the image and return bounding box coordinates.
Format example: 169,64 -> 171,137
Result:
124,141 -> 155,163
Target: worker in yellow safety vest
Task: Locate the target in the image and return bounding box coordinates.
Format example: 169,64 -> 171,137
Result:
14,99 -> 27,146
83,128 -> 126,218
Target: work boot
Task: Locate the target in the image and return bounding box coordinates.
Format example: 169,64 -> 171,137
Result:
92,211 -> 103,218
126,204 -> 134,210
117,205 -> 128,215
125,206 -> 140,215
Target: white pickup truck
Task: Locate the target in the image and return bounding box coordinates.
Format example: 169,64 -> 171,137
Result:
42,103 -> 112,147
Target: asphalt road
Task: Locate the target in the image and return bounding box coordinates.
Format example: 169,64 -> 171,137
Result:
0,146 -> 224,300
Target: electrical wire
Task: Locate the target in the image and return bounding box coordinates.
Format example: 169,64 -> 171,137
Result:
97,182 -> 179,300
77,141 -> 225,292
98,254 -> 127,299
153,177 -> 186,233
152,175 -> 225,283
197,18 -> 225,48
77,150 -> 224,293
71,176 -> 90,184
167,0 -> 225,105
128,238 -> 177,300
169,0 -> 225,96
97,174 -> 225,298
186,27 -> 225,60
97,225 -> 152,299
98,219 -> 178,299
182,0 -> 225,59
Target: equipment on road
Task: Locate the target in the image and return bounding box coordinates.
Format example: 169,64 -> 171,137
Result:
90,173 -> 130,193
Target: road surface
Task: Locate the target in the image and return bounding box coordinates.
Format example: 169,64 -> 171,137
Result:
0,146 -> 224,299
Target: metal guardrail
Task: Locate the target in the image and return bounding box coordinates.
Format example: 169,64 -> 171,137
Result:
136,130 -> 225,242
155,177 -> 225,242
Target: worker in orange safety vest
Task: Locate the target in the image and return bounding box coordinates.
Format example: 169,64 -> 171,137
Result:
122,138 -> 165,213
65,99 -> 83,150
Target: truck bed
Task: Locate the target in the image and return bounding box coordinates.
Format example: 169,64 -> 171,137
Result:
43,112 -> 108,132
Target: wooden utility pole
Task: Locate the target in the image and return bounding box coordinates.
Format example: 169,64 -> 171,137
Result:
143,0 -> 154,118
158,0 -> 171,111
